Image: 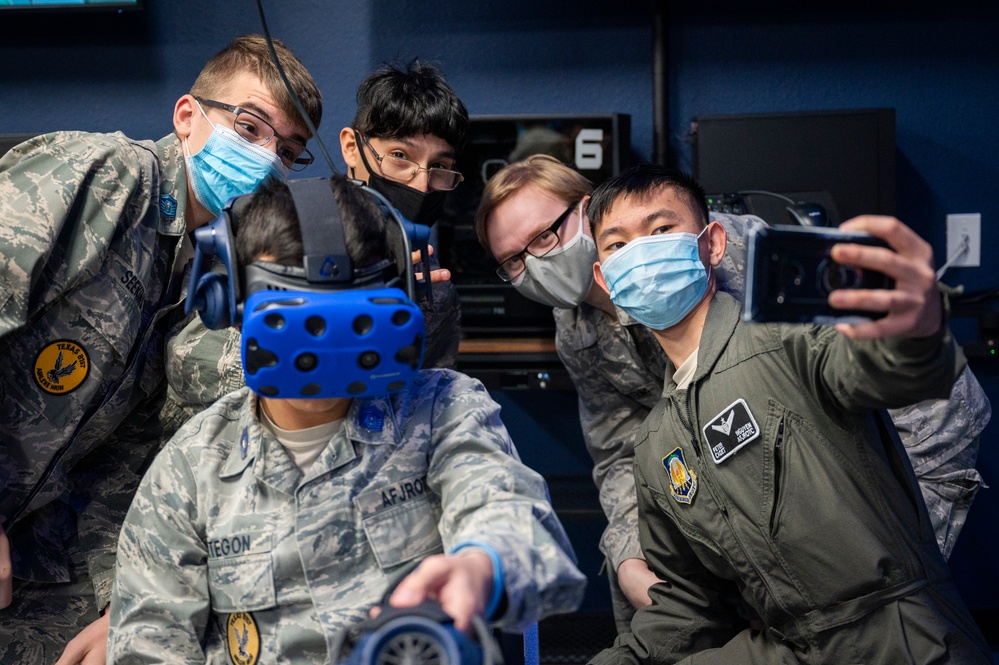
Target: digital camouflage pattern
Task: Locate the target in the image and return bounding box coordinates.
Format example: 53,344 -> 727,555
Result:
159,246 -> 461,439
109,370 -> 586,663
555,212 -> 989,629
0,131 -> 190,657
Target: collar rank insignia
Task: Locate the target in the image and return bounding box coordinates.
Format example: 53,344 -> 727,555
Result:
240,429 -> 249,460
703,398 -> 760,464
663,447 -> 698,505
227,611 -> 260,665
358,403 -> 384,432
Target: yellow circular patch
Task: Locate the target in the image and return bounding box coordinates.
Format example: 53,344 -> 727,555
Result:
33,340 -> 89,395
227,612 -> 260,665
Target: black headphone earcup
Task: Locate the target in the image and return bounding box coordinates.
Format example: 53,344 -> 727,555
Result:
194,272 -> 231,330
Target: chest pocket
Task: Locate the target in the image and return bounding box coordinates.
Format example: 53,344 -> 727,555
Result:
355,476 -> 443,570
206,523 -> 276,612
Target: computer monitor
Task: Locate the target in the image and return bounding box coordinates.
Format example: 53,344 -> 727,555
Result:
693,108 -> 896,225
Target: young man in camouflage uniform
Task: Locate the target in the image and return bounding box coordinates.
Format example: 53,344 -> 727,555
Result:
584,164 -> 990,663
160,59 -> 467,436
0,35 -> 322,664
474,155 -> 989,635
107,175 -> 586,663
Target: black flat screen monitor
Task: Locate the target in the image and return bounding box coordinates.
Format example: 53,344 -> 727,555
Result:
693,108 -> 896,225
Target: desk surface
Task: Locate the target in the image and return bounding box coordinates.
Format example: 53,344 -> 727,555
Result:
458,337 -> 556,354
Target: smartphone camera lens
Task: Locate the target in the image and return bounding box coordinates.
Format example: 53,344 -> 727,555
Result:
818,258 -> 860,294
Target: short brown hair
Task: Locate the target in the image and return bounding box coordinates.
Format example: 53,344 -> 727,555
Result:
474,155 -> 593,255
190,34 -> 322,135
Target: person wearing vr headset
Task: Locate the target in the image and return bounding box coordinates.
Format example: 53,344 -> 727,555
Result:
474,155 -> 989,637
159,58 -> 468,440
578,164 -> 988,664
0,35 -> 322,665
107,175 -> 586,664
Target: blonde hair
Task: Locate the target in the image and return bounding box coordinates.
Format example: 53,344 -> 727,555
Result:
189,34 -> 322,134
474,154 -> 593,255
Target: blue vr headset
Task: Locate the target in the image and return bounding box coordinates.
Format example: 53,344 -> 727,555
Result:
185,177 -> 428,399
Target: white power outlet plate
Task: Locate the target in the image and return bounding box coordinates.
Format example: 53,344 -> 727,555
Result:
946,213 -> 981,268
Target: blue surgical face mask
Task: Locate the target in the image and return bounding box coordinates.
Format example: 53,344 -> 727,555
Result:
184,101 -> 289,217
599,227 -> 711,330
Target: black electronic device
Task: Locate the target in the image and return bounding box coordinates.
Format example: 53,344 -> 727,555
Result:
694,108 -> 896,225
706,190 -> 835,227
436,113 -> 631,337
743,224 -> 895,324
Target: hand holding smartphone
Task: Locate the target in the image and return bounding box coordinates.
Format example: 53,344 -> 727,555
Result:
743,224 -> 895,324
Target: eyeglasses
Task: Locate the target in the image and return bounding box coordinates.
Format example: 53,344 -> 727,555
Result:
358,132 -> 464,191
495,203 -> 576,282
194,97 -> 314,171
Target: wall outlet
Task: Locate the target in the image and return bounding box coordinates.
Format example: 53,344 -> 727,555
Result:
946,213 -> 981,268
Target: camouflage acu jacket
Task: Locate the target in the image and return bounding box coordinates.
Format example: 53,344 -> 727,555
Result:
555,213 -> 989,569
0,132 -> 190,607
109,370 -> 586,664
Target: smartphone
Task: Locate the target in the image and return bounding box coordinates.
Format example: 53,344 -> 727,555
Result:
742,224 -> 895,324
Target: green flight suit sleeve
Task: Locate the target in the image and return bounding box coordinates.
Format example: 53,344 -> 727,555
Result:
777,319 -> 964,416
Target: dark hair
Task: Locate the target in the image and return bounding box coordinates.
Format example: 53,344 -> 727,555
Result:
586,164 -> 709,236
191,34 -> 323,134
235,175 -> 388,272
352,59 -> 469,152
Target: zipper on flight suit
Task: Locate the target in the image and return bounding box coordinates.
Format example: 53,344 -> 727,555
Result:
769,418 -> 785,536
673,389 -> 701,458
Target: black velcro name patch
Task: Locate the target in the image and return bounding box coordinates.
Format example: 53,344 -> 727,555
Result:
702,398 -> 760,464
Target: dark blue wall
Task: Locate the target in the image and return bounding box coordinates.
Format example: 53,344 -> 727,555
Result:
1,0 -> 996,621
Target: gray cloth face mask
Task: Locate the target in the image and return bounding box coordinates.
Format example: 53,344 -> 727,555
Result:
511,201 -> 597,309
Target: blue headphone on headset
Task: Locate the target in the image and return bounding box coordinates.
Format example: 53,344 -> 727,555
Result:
185,177 -> 429,399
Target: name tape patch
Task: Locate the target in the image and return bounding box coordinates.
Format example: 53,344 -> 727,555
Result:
703,398 -> 760,464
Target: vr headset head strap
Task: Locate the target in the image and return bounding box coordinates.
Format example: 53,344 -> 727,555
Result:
287,177 -> 353,285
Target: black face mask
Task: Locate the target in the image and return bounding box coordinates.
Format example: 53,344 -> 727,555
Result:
355,136 -> 449,226
365,172 -> 448,226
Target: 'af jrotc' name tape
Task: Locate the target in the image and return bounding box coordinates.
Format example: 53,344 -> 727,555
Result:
353,475 -> 432,517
